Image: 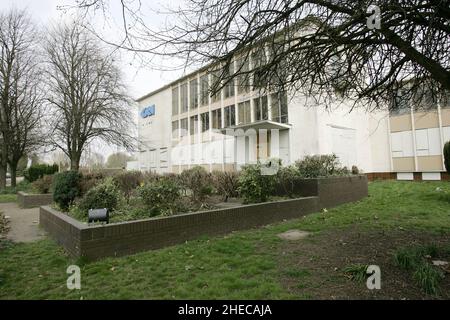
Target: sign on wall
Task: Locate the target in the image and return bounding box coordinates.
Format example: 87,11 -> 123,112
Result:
140,104 -> 156,118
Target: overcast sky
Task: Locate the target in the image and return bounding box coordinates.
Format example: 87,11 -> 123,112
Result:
0,0 -> 184,100
1,0 -> 187,162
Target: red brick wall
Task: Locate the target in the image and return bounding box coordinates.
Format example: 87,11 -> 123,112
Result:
18,191 -> 53,208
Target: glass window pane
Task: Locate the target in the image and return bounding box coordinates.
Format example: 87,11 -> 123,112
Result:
190,115 -> 198,135
180,118 -> 188,137
172,87 -> 179,115
172,120 -> 179,138
190,79 -> 198,109
180,83 -> 188,113
210,69 -> 221,103
201,112 -> 209,132
200,74 -> 209,106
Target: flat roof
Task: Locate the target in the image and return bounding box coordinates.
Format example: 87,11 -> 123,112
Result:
135,63 -> 214,103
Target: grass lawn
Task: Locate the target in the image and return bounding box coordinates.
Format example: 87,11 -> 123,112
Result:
0,180 -> 449,299
0,194 -> 17,203
0,180 -> 32,203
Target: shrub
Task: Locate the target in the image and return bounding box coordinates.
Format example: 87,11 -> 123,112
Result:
237,163 -> 276,203
294,154 -> 347,178
23,164 -> 59,182
78,178 -> 120,214
79,172 -> 105,196
113,171 -> 143,202
138,177 -> 182,216
32,175 -> 53,194
142,171 -> 161,184
211,170 -> 239,201
276,165 -> 301,198
180,166 -> 213,202
52,171 -> 81,210
444,141 -> 450,174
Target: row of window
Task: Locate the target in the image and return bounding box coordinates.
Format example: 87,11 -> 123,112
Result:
390,89 -> 450,116
172,93 -> 288,137
171,57 -> 276,116
391,126 -> 450,157
141,147 -> 168,169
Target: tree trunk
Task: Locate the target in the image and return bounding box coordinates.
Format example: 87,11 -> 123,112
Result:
10,163 -> 17,188
70,156 -> 80,171
0,164 -> 6,190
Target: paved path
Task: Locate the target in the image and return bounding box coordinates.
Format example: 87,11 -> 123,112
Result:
0,202 -> 46,242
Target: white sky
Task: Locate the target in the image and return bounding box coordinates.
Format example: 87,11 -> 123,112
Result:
0,0 -> 185,99
1,0 -> 188,162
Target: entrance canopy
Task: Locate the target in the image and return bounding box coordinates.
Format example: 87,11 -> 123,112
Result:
220,120 -> 291,135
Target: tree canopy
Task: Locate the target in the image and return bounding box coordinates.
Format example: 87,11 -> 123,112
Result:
70,0 -> 450,110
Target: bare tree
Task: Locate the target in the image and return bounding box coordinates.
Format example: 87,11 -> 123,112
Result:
44,20 -> 135,171
0,9 -> 45,189
67,0 -> 450,109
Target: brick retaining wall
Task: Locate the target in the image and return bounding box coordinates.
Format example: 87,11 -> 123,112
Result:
40,175 -> 368,260
18,191 -> 53,208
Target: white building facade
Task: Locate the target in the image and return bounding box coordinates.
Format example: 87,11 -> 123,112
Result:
136,62 -> 449,180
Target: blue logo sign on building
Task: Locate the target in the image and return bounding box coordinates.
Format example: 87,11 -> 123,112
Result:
140,104 -> 155,118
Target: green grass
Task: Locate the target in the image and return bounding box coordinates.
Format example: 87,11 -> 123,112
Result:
0,194 -> 17,203
0,180 -> 449,299
0,180 -> 33,203
413,262 -> 445,295
343,264 -> 369,283
394,243 -> 448,295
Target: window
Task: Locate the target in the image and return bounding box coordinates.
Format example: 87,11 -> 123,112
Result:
180,118 -> 188,137
200,74 -> 209,106
271,92 -> 288,123
415,128 -> 441,156
391,131 -> 414,157
190,115 -> 198,136
236,57 -> 250,94
149,149 -> 157,168
210,69 -> 221,103
172,86 -> 179,115
189,79 -> 198,109
223,64 -> 235,99
238,100 -> 251,124
441,90 -> 450,108
251,48 -> 268,90
201,112 -> 210,132
254,95 -> 268,121
251,49 -> 266,69
413,87 -> 439,111
172,120 -> 179,139
391,88 -> 411,116
211,109 -> 222,129
224,105 -> 236,127
180,83 -> 188,113
160,148 -> 168,168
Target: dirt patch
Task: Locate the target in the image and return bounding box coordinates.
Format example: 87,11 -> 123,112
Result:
278,226 -> 450,299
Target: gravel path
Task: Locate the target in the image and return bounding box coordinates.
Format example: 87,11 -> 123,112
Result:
0,202 -> 46,242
